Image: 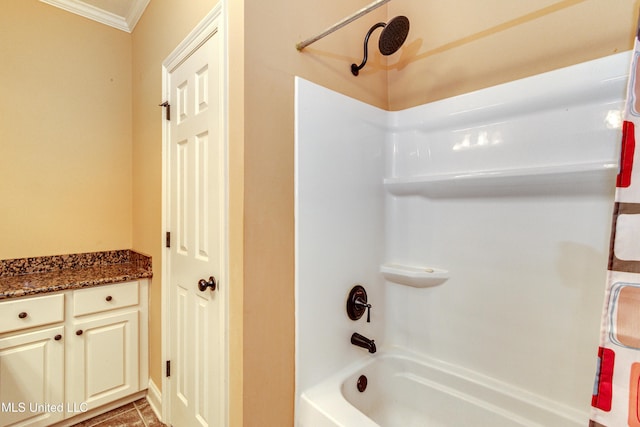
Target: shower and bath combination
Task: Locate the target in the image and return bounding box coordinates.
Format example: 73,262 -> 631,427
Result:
296,0 -> 410,76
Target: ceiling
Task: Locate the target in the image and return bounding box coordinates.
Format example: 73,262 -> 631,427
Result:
39,0 -> 150,33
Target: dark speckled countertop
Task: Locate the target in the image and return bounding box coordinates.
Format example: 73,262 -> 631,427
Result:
0,250 -> 152,300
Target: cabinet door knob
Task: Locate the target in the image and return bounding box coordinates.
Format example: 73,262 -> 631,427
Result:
18,312 -> 27,319
76,330 -> 83,336
54,334 -> 62,341
105,295 -> 113,302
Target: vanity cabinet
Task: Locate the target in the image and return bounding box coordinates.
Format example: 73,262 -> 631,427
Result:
0,280 -> 148,427
67,281 -> 142,412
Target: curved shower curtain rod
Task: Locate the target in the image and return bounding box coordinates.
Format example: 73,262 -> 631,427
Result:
296,0 -> 391,51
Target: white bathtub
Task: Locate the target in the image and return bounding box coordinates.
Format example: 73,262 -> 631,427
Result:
298,349 -> 585,427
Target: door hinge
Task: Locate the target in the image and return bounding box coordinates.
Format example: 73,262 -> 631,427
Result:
166,360 -> 171,377
166,231 -> 171,248
159,101 -> 170,121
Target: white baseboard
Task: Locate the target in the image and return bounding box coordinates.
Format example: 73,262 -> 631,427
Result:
146,378 -> 163,422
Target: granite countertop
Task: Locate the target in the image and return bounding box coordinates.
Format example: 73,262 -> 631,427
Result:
0,250 -> 153,300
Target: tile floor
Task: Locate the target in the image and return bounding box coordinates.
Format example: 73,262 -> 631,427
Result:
71,398 -> 165,427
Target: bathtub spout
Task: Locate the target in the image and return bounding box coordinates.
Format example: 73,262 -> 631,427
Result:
351,332 -> 377,354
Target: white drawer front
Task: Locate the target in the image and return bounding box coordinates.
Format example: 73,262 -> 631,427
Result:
73,281 -> 139,317
0,293 -> 65,334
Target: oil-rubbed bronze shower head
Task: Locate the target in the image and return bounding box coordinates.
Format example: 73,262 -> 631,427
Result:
351,15 -> 410,76
379,16 -> 410,55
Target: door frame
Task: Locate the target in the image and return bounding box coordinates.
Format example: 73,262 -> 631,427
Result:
160,4 -> 229,425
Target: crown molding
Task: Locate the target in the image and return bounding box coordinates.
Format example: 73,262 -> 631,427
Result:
39,0 -> 150,33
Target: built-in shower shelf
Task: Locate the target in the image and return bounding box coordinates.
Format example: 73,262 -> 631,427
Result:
384,161 -> 618,197
380,263 -> 449,288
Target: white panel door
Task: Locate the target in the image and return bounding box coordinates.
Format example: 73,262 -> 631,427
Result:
0,326 -> 64,427
167,19 -> 225,427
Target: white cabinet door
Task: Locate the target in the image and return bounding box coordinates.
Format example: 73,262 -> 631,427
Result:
0,326 -> 64,427
67,310 -> 139,411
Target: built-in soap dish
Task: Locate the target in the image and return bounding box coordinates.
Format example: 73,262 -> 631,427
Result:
380,263 -> 449,288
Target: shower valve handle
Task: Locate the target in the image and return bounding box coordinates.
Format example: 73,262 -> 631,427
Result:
355,298 -> 372,323
347,285 -> 372,323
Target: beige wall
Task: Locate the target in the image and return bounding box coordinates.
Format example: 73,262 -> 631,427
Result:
239,1 -> 388,426
0,0 -> 132,259
3,0 -> 640,426
388,0 -> 639,110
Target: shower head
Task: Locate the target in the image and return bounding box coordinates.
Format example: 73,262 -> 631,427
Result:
379,16 -> 410,55
351,15 -> 410,76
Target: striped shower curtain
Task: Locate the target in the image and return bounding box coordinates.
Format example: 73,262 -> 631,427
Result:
590,11 -> 640,427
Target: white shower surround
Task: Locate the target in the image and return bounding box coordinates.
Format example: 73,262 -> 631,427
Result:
295,51 -> 630,425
